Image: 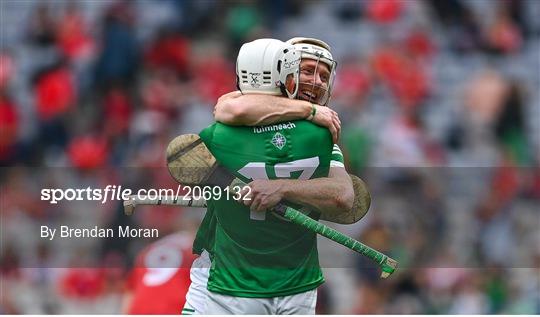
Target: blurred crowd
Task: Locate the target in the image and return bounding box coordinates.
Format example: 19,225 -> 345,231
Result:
1,0 -> 539,314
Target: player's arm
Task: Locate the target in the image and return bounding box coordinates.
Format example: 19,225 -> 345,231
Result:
240,166 -> 354,220
240,167 -> 366,223
284,166 -> 355,217
320,173 -> 371,224
214,91 -> 341,143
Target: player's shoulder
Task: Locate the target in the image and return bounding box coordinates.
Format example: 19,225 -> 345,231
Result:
199,122 -> 218,142
203,122 -> 252,138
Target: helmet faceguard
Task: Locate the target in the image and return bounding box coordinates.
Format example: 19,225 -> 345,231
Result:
287,37 -> 337,106
236,39 -> 301,98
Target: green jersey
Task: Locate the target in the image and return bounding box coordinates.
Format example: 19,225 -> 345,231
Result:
194,121 -> 344,298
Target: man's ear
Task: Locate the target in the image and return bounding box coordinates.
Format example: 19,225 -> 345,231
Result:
285,74 -> 296,96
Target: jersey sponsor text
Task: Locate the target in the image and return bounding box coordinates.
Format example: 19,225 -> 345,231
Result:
253,122 -> 296,134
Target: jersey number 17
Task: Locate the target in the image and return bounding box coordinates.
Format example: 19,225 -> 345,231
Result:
237,157 -> 319,220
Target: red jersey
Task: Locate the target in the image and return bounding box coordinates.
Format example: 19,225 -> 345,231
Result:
125,233 -> 195,314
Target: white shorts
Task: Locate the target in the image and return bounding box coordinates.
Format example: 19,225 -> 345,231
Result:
182,250 -> 211,315
205,289 -> 317,315
182,250 -> 318,315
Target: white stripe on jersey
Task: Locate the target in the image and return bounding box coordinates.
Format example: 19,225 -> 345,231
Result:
330,161 -> 345,168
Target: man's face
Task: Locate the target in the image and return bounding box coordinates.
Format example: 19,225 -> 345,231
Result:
298,58 -> 331,105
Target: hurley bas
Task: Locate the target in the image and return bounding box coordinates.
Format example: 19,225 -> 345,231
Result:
40,225 -> 159,240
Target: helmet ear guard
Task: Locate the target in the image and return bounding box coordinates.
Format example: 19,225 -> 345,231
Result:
277,47 -> 301,99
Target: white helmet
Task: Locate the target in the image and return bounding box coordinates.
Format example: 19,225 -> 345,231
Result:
236,39 -> 300,98
286,37 -> 337,106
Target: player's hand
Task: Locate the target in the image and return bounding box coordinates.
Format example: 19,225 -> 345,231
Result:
311,105 -> 341,144
238,180 -> 284,212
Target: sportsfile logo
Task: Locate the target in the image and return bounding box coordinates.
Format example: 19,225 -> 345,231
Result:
41,185 -> 181,204
41,185 -> 131,204
41,184 -> 251,204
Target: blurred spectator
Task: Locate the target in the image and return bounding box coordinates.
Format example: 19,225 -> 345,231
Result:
225,1 -> 262,51
0,51 -> 19,165
527,157 -> 540,198
191,54 -> 235,104
26,3 -> 57,47
0,92 -> 19,164
366,0 -> 404,24
375,108 -> 444,167
144,28 -> 190,77
446,68 -> 509,162
427,0 -> 485,53
130,110 -> 168,146
493,81 -> 529,165
94,1 -> 139,90
484,6 -> 523,55
371,45 -> 431,109
67,135 -> 108,170
32,60 -> 76,153
502,0 -> 530,39
56,3 -> 95,63
424,265 -> 467,312
102,86 -> 133,139
404,29 -> 436,60
141,69 -> 188,116
465,68 -> 510,122
484,266 -> 509,313
261,0 -> 304,28
33,61 -> 76,122
0,245 -> 20,279
164,0 -> 220,35
0,50 -> 15,90
350,274 -> 389,314
333,0 -> 363,22
59,268 -> 106,299
448,274 -> 489,314
0,289 -> 20,314
387,273 -> 431,314
333,57 -> 372,110
425,0 -> 467,26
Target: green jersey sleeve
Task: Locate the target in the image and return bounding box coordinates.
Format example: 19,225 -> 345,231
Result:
331,144 -> 345,168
